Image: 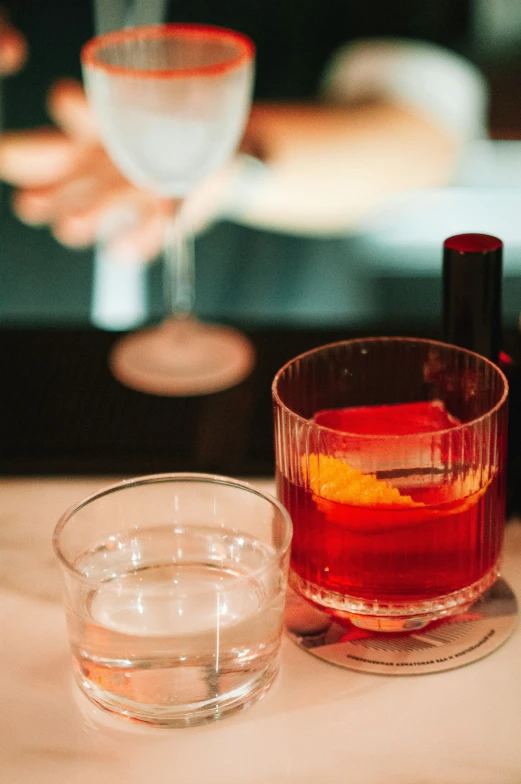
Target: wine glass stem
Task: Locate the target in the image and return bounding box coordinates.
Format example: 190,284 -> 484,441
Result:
163,198 -> 195,321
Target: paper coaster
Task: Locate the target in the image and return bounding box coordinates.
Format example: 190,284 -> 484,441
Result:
285,579 -> 517,675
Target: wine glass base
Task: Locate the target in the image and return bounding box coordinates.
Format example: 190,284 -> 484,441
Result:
110,318 -> 255,396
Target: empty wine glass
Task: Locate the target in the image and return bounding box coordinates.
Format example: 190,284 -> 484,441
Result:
81,24 -> 256,395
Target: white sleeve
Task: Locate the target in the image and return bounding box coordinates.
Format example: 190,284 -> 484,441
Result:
320,38 -> 489,144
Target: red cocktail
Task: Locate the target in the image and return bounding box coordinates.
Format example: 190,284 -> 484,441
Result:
273,339 -> 508,631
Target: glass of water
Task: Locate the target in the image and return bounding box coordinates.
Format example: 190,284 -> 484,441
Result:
53,473 -> 292,727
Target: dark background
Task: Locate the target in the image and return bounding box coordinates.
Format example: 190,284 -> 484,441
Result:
2,0 -> 521,519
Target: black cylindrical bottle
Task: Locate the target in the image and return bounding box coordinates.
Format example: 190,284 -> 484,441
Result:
443,233 -> 503,363
442,232 -> 520,517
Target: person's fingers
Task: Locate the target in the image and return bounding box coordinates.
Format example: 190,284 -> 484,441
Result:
50,180 -> 160,254
51,185 -> 144,247
0,128 -> 76,185
104,204 -> 165,263
9,138 -> 126,221
10,137 -> 140,238
12,167 -> 116,225
47,78 -> 99,141
49,149 -> 150,245
12,185 -> 58,224
0,12 -> 27,75
0,79 -> 100,191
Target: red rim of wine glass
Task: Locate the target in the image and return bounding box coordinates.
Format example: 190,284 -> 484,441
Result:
81,23 -> 255,80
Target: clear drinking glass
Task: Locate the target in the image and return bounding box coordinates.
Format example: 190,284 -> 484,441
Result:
81,25 -> 255,396
272,337 -> 508,632
53,473 -> 292,727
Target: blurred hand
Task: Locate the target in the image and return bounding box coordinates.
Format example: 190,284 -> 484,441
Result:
0,77 -> 248,263
0,8 -> 27,74
0,78 -> 164,262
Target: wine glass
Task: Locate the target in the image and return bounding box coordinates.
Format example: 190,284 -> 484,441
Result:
81,24 -> 256,396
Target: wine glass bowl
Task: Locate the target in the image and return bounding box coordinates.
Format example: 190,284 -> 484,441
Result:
82,26 -> 254,196
81,25 -> 256,396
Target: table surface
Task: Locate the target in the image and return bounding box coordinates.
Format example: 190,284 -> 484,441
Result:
2,476 -> 521,784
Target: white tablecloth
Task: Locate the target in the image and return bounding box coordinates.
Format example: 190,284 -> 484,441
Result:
2,476 -> 521,784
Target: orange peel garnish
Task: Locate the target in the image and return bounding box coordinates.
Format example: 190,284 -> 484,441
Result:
302,454 -> 424,508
